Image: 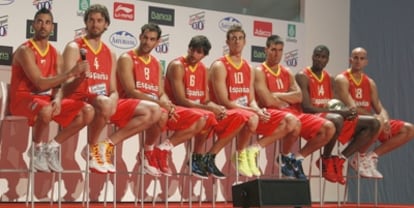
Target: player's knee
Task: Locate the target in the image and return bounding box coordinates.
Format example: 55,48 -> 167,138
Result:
285,114 -> 300,132
323,121 -> 336,140
38,106 -> 53,123
247,114 -> 259,132
82,104 -> 95,124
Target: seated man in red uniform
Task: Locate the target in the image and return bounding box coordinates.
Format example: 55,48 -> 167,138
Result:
116,23 -> 206,177
296,45 -> 380,181
164,35 -> 248,179
335,47 -> 414,179
10,8 -> 94,173
62,4 -> 161,174
255,35 -> 335,180
209,25 -> 300,177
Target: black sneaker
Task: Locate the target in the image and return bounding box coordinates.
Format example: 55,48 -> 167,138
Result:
291,158 -> 306,180
203,153 -> 226,179
191,154 -> 209,179
277,155 -> 295,178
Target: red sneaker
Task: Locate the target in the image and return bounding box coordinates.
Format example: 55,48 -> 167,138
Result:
154,147 -> 172,176
316,156 -> 337,183
143,150 -> 161,177
333,156 -> 346,185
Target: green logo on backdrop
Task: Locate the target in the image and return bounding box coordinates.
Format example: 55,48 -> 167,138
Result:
288,24 -> 296,38
79,0 -> 90,11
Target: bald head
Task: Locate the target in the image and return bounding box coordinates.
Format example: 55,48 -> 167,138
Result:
351,47 -> 367,57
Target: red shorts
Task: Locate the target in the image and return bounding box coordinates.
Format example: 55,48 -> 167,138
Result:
256,109 -> 287,136
10,94 -> 85,127
378,119 -> 405,143
110,98 -> 140,128
215,109 -> 249,139
318,113 -> 357,144
189,108 -> 218,136
166,106 -> 203,131
297,113 -> 327,141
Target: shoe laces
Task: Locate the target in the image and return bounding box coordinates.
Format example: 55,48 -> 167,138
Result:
105,143 -> 114,165
144,151 -> 159,168
91,144 -> 104,165
158,149 -> 170,167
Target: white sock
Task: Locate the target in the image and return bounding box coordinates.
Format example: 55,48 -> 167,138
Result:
294,154 -> 304,161
48,139 -> 60,148
157,140 -> 174,151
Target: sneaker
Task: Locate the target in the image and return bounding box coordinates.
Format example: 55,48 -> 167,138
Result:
89,143 -> 107,174
316,156 -> 337,183
143,150 -> 161,177
154,147 -> 172,176
333,156 -> 346,185
203,153 -> 225,179
46,145 -> 63,172
103,141 -> 116,174
350,153 -> 373,178
367,155 -> 383,179
232,149 -> 253,177
277,155 -> 295,178
291,157 -> 306,180
191,154 -> 208,179
28,144 -> 50,172
246,146 -> 261,177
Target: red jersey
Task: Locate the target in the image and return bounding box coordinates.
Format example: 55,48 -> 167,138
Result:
164,56 -> 207,104
69,37 -> 112,100
342,70 -> 372,112
10,39 -> 58,100
258,63 -> 303,113
118,50 -> 160,100
210,55 -> 251,106
302,67 -> 333,107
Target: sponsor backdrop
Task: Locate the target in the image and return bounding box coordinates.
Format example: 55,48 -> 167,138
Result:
0,0 -> 305,203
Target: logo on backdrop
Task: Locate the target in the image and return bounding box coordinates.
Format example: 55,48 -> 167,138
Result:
218,17 -> 242,32
0,0 -> 14,5
155,34 -> 169,54
286,24 -> 297,43
284,49 -> 298,67
148,6 -> 174,26
253,20 -> 272,37
77,0 -> 89,16
109,31 -> 137,49
251,45 -> 265,63
114,2 -> 134,21
33,0 -> 53,10
26,19 -> 57,41
0,45 -> 12,65
0,15 -> 8,37
188,11 -> 205,31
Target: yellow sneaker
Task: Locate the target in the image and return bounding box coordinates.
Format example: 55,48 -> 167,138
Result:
233,149 -> 253,177
247,146 -> 261,177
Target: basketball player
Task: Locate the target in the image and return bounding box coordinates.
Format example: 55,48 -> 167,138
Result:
296,45 -> 380,181
335,47 -> 414,179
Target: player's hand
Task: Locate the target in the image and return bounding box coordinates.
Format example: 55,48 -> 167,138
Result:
51,99 -> 62,116
257,108 -> 270,122
72,61 -> 89,78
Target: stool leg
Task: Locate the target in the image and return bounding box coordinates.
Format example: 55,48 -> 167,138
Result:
25,141 -> 35,208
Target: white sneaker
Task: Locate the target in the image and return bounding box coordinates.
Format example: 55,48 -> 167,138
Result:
28,144 -> 50,172
102,141 -> 116,174
46,145 -> 63,172
89,143 -> 108,174
350,153 -> 373,178
367,155 -> 383,179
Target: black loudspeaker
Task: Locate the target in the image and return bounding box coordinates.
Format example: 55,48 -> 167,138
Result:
232,179 -> 311,207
